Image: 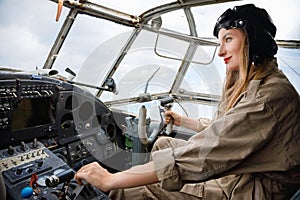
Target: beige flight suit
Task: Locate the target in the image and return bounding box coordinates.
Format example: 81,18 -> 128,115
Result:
109,63 -> 300,200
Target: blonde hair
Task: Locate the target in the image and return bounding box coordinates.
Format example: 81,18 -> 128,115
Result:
222,29 -> 276,111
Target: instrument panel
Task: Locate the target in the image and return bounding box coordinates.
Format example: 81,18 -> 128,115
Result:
0,72 -> 121,199
0,75 -> 58,147
0,73 -> 117,148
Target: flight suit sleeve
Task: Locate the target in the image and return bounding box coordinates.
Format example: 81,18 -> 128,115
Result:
152,81 -> 278,191
180,116 -> 211,132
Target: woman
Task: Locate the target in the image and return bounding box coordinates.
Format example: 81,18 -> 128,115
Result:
75,4 -> 300,199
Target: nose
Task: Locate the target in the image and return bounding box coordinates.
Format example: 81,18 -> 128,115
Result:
218,43 -> 226,57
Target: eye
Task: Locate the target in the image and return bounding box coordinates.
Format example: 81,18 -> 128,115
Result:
225,37 -> 232,42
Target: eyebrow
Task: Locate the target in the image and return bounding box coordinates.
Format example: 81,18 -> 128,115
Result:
221,33 -> 233,40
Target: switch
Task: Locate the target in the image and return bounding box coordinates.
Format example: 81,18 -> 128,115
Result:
7,145 -> 14,155
20,141 -> 27,151
32,138 -> 38,148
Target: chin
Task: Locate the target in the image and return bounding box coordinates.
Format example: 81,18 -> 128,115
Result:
226,65 -> 239,71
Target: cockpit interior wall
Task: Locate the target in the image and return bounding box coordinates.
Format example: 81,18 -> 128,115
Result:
0,72 -> 122,199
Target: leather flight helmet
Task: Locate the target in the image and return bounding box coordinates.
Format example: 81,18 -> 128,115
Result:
213,4 -> 278,65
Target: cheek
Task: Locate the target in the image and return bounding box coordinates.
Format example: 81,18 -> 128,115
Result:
232,42 -> 242,56
228,43 -> 242,70
227,55 -> 240,71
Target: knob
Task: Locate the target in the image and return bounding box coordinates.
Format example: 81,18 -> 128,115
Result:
20,186 -> 33,199
36,159 -> 43,167
16,168 -> 22,175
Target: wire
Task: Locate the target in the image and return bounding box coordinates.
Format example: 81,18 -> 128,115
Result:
279,57 -> 300,77
174,99 -> 189,117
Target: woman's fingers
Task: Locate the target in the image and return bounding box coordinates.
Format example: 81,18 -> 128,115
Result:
164,111 -> 181,126
74,162 -> 112,192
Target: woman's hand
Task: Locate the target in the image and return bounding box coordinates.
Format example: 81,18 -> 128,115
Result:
75,162 -> 112,192
75,161 -> 158,192
164,110 -> 182,126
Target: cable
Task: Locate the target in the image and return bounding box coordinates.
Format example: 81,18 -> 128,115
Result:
174,99 -> 189,117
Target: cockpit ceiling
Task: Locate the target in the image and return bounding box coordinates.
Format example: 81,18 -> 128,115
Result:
76,0 -> 236,15
49,0 -> 300,42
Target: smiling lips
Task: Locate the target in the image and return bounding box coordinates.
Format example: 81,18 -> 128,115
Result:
224,57 -> 231,64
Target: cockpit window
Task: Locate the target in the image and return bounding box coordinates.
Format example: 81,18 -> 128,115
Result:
154,9 -> 189,35
100,29 -> 182,102
51,14 -> 132,79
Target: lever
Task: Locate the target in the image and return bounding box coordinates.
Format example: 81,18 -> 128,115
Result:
159,96 -> 174,135
70,180 -> 87,200
45,168 -> 75,188
164,104 -> 173,135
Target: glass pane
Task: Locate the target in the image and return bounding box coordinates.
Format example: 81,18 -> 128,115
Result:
74,31 -> 133,95
277,48 -> 300,92
52,14 -> 132,79
101,30 -> 182,103
179,59 -> 223,96
154,33 -> 217,65
159,9 -> 189,35
0,0 -> 65,70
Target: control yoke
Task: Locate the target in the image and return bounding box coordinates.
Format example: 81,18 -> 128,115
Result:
137,96 -> 174,144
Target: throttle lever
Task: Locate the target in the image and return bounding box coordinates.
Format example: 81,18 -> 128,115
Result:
71,179 -> 88,200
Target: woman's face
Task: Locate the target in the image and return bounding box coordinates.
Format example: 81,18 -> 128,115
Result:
218,28 -> 244,71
